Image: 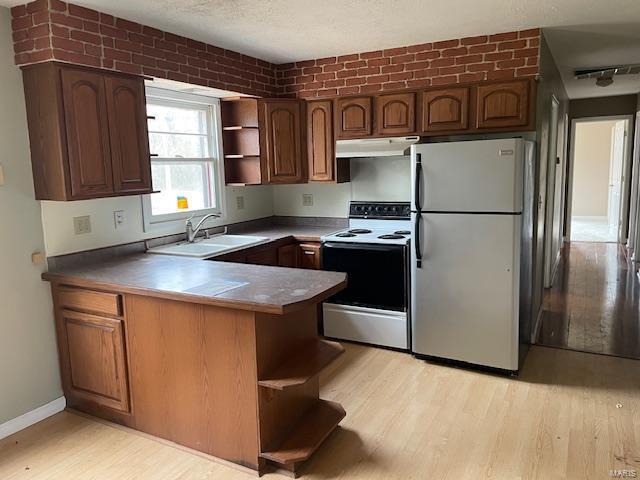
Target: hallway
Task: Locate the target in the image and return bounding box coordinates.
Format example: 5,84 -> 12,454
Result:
537,242 -> 640,359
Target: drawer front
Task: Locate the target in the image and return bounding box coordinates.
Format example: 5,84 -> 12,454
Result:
58,286 -> 122,317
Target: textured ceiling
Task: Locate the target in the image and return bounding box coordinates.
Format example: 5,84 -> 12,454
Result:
1,0 -> 640,98
544,24 -> 640,98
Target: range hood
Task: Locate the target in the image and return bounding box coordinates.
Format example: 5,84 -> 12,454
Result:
335,136 -> 420,158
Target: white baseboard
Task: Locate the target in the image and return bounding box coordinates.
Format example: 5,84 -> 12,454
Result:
0,396 -> 66,440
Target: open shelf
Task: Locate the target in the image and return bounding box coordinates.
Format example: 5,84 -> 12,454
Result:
223,126 -> 259,131
258,340 -> 345,391
259,399 -> 345,465
221,98 -> 262,186
221,98 -> 259,128
225,156 -> 262,186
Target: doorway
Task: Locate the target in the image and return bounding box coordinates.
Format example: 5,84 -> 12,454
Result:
567,117 -> 632,243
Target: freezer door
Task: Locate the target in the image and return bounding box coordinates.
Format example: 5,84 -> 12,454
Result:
411,139 -> 524,213
411,212 -> 520,370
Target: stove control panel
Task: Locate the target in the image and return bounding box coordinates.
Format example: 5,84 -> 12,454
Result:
349,202 -> 411,219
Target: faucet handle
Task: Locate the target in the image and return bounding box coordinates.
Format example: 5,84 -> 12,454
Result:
185,213 -> 196,225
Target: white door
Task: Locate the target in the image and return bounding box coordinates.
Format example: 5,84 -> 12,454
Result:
411,212 -> 521,370
609,121 -> 625,240
412,139 -> 523,213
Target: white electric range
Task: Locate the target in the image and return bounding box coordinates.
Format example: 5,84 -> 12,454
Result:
320,201 -> 412,350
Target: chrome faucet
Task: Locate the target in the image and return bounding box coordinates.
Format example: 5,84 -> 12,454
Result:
186,213 -> 221,243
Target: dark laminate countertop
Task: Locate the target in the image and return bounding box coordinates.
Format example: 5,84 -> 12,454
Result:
229,224 -> 343,243
43,253 -> 347,315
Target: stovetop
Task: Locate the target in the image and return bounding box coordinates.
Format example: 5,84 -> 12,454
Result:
322,202 -> 411,245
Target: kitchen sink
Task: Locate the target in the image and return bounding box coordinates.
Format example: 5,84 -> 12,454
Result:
199,235 -> 269,248
147,234 -> 270,259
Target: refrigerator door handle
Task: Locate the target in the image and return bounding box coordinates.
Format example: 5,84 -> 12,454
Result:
414,153 -> 422,211
414,213 -> 423,268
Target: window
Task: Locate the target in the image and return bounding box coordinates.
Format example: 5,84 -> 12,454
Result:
142,87 -> 224,231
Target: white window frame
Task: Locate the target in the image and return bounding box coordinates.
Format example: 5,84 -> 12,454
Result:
142,87 -> 226,233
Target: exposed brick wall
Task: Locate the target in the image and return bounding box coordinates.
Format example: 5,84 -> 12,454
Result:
10,0 -> 540,99
10,0 -> 277,97
275,30 -> 541,98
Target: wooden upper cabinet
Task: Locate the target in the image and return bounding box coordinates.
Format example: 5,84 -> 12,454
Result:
476,80 -> 530,129
259,99 -> 305,184
335,96 -> 372,139
22,62 -> 153,201
307,100 -> 334,182
105,76 -> 152,194
59,309 -> 130,413
375,92 -> 416,135
61,68 -> 114,199
420,87 -> 469,133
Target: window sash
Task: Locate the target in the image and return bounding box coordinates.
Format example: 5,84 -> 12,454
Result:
142,88 -> 225,231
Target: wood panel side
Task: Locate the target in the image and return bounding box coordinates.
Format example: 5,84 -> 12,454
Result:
124,295 -> 261,470
21,63 -> 70,200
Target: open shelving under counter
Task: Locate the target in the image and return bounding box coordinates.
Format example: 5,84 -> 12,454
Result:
258,340 -> 345,390
260,399 -> 346,474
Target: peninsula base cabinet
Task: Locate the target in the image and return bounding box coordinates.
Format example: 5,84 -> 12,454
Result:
50,283 -> 344,476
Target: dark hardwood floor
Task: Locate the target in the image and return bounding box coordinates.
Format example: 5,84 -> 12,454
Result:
537,241 -> 640,359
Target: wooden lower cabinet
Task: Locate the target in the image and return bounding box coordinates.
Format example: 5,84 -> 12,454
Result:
298,243 -> 322,270
246,247 -> 278,266
49,284 -> 344,475
54,296 -> 130,413
216,239 -> 323,270
277,243 -> 299,267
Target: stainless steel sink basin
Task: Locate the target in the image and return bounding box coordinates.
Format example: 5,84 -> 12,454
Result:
147,234 -> 270,259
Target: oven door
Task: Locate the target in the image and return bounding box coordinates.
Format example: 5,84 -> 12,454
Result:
321,242 -> 408,311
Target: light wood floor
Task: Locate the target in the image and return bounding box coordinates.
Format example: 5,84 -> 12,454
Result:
1,344 -> 639,479
538,242 -> 640,359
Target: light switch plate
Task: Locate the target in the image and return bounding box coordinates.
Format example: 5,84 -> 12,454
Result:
236,195 -> 245,210
302,194 -> 314,207
114,210 -> 126,229
0,163 -> 5,186
73,215 -> 92,235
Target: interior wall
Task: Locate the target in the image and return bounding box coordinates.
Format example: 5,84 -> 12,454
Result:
41,185 -> 274,257
532,32 -> 569,326
0,7 -> 62,424
273,156 -> 411,217
571,121 -> 616,217
569,95 -> 638,120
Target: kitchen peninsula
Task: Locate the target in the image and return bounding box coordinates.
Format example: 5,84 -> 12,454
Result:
42,254 -> 347,477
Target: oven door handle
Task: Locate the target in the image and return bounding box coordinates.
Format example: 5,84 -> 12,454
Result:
414,213 -> 423,268
322,242 -> 405,252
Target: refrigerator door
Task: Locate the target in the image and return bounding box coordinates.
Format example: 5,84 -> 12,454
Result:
411,138 -> 524,213
411,211 -> 521,370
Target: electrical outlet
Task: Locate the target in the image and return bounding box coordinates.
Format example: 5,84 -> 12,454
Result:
236,195 -> 245,210
0,163 -> 5,186
302,194 -> 314,207
114,210 -> 126,229
73,215 -> 91,235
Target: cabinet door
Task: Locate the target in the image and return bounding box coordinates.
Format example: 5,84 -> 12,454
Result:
61,68 -> 114,199
476,80 -> 530,129
60,309 -> 130,413
298,243 -> 322,270
420,87 -> 469,133
375,92 -> 416,135
105,75 -> 152,194
307,100 -> 335,182
335,97 -> 372,139
260,100 -> 305,184
277,243 -> 298,267
246,247 -> 278,266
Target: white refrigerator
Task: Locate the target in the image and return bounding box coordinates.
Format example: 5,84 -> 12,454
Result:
410,138 -> 534,372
